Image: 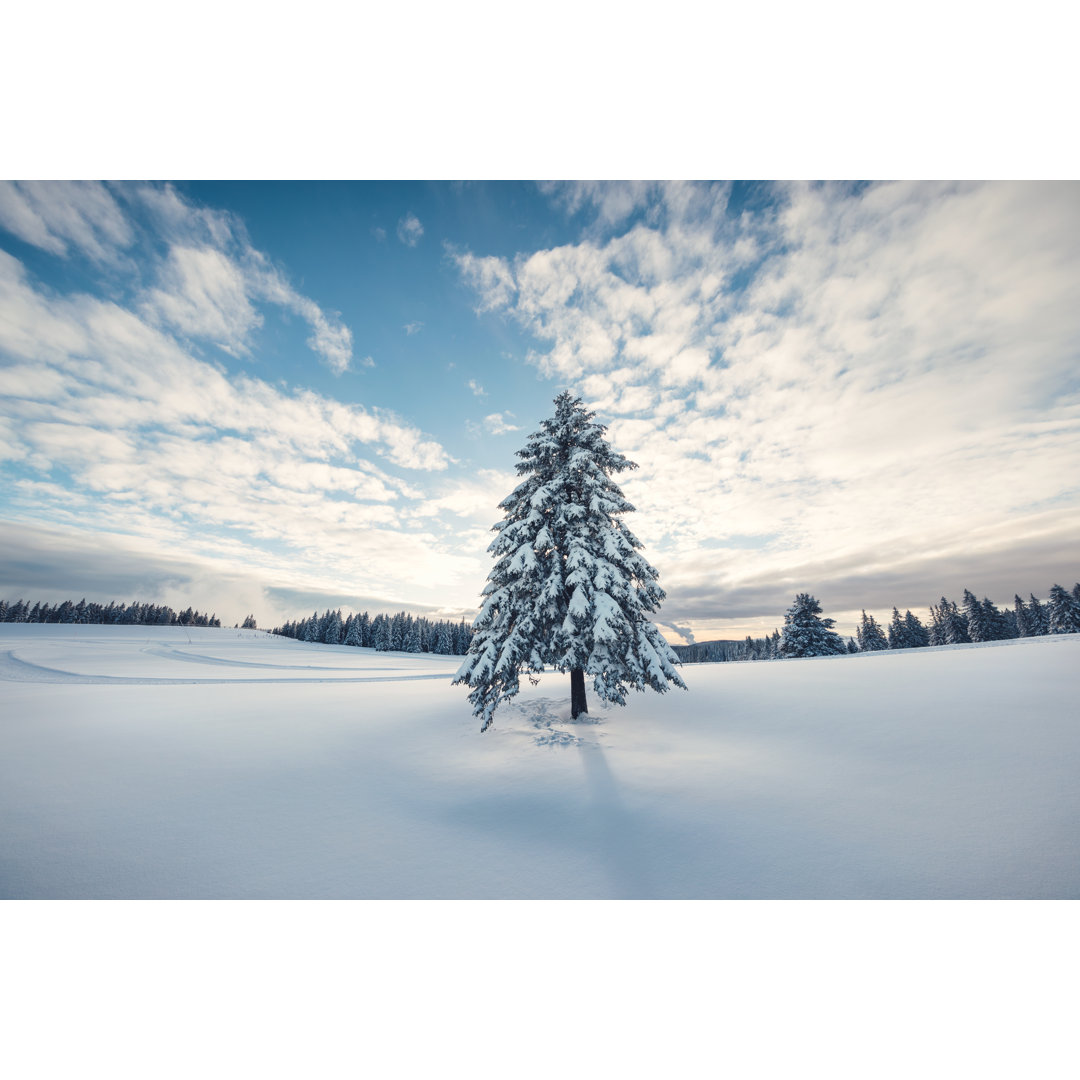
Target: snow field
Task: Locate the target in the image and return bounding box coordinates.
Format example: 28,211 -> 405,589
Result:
1,625 -> 1077,898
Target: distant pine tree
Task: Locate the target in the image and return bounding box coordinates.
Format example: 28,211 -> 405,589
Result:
1027,594 -> 1049,636
324,609 -> 343,645
779,594 -> 845,658
962,590 -> 990,642
887,607 -> 908,649
981,597 -> 1012,640
856,610 -> 888,651
846,637 -> 859,654
1013,595 -> 1031,637
927,602 -> 945,646
1047,584 -> 1080,634
940,598 -> 970,644
903,610 -> 929,648
388,613 -> 405,651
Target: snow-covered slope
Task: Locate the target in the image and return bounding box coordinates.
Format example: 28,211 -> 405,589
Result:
1,625 -> 1077,898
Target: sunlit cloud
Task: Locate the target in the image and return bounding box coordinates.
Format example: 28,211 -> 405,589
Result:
0,180 -> 133,263
3,181 -> 1078,638
0,233 -> 460,620
457,181 -> 1080,634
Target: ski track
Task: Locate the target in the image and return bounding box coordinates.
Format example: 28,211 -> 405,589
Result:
141,644 -> 409,673
0,648 -> 452,686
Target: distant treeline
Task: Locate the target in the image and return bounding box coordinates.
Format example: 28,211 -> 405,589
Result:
674,582 -> 1080,664
272,609 -> 474,655
0,597 -> 222,627
672,639 -> 747,663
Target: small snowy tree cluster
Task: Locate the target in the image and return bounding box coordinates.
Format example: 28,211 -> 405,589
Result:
672,579 -> 1079,666
454,392 -> 686,731
271,608 -> 473,655
886,608 -> 931,649
856,610 -> 889,651
0,598 -> 220,626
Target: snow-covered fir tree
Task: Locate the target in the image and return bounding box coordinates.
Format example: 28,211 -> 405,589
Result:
981,597 -> 1012,640
857,609 -> 889,651
1047,583 -> 1080,634
453,392 -> 686,732
324,609 -> 343,645
903,610 -> 929,648
935,597 -> 970,644
1027,594 -> 1049,636
778,594 -> 845,657
887,607 -> 907,649
1013,595 -> 1032,637
962,589 -> 991,642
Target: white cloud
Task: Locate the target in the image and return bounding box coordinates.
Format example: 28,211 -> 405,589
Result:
449,247 -> 517,312
482,412 -> 519,436
467,379 -> 487,397
0,181 -> 133,263
397,213 -> 424,247
455,181 -> 1080,632
403,321 -> 423,335
147,245 -> 262,352
538,180 -> 661,228
466,413 -> 519,438
117,183 -> 355,373
0,249 -> 465,613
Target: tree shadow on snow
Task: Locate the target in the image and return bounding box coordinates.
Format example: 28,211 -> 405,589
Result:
501,697 -> 659,897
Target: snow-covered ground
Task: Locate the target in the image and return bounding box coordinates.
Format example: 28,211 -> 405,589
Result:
2,624 -> 1077,898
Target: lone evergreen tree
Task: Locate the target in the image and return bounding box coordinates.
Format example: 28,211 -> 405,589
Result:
454,392 -> 686,732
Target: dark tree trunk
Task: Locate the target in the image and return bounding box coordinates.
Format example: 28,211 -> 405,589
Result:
570,668 -> 588,718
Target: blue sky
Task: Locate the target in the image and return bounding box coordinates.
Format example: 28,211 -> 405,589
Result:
1,180 -> 1079,639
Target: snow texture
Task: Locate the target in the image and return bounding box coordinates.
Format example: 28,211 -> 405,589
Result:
2,624 -> 1078,899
